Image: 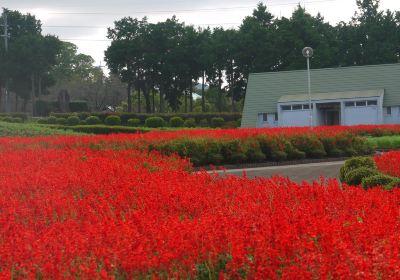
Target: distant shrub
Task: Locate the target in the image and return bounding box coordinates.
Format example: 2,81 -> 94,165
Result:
199,119 -> 209,127
37,118 -> 48,124
66,116 -> 80,126
104,115 -> 121,126
56,118 -> 67,125
169,116 -> 184,127
79,120 -> 87,125
184,118 -> 196,128
69,101 -> 88,112
211,117 -> 224,128
145,117 -> 165,128
127,118 -> 141,127
86,116 -> 102,125
47,116 -> 57,124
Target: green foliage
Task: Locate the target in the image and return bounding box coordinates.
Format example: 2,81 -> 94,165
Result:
69,101 -> 89,112
199,119 -> 209,127
361,174 -> 398,190
339,156 -> 377,182
343,167 -> 379,186
85,116 -> 102,125
169,117 -> 184,127
184,118 -> 196,128
127,118 -> 141,127
0,121 -> 82,137
66,116 -> 80,126
104,115 -> 121,126
211,117 -> 224,128
145,117 -> 165,128
56,118 -> 67,125
47,116 -> 57,124
290,135 -> 327,158
79,120 -> 87,125
60,125 -> 150,135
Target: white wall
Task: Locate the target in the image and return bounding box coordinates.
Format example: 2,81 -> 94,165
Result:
256,113 -> 278,128
384,106 -> 400,124
280,110 -> 310,127
343,106 -> 379,125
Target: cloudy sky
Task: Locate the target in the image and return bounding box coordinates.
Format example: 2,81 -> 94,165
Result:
2,0 -> 399,66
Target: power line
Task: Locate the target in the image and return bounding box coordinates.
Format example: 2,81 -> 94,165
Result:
42,22 -> 241,29
18,0 -> 338,16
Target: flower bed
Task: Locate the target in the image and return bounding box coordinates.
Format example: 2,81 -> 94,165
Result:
375,151 -> 400,177
0,136 -> 400,278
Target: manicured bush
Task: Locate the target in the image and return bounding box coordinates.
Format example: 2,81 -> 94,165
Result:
79,120 -> 87,125
66,116 -> 80,126
184,118 -> 196,128
86,116 -> 102,125
361,174 -> 397,190
127,118 -> 141,127
210,117 -> 224,128
344,167 -> 379,186
199,119 -> 209,127
37,118 -> 48,124
105,115 -> 121,126
339,156 -> 376,182
77,112 -> 91,120
47,116 -> 57,124
63,125 -> 149,135
56,118 -> 67,125
169,117 -> 184,128
290,135 -> 327,158
145,117 -> 165,128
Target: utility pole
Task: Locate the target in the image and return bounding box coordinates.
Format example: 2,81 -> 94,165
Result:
302,47 -> 314,128
1,9 -> 10,112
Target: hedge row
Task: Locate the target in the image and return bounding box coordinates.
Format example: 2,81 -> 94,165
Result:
340,157 -> 400,189
147,133 -> 372,167
0,113 -> 29,121
49,112 -> 242,125
57,125 -> 150,135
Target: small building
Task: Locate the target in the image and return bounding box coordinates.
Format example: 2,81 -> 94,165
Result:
241,63 -> 400,128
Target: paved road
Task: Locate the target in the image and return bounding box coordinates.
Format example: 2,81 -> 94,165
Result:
208,161 -> 345,183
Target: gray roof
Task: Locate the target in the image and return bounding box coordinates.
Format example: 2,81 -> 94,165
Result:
242,63 -> 400,127
278,89 -> 384,103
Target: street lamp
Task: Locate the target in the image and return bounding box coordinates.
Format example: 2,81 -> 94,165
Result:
302,47 -> 314,127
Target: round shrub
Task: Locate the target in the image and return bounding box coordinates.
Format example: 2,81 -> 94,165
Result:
47,116 -> 57,124
184,118 -> 196,128
79,120 -> 88,125
237,118 -> 242,127
86,116 -> 102,125
127,118 -> 141,127
339,156 -> 376,182
66,116 -> 80,126
37,118 -> 48,124
145,117 -> 165,128
105,115 -> 121,126
199,119 -> 209,127
211,117 -> 224,128
361,174 -> 397,190
271,150 -> 287,162
169,116 -> 184,127
344,167 -> 379,186
56,118 -> 67,125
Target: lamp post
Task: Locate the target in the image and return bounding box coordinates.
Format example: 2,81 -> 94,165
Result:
302,47 -> 314,127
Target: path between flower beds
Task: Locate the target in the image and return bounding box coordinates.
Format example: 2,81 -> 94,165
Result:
208,160 -> 345,183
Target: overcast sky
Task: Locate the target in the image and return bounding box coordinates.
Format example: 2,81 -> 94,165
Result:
2,0 -> 399,66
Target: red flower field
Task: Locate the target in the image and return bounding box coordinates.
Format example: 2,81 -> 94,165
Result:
0,129 -> 400,279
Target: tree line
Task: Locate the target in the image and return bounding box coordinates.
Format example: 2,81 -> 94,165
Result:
0,0 -> 399,115
105,0 -> 400,113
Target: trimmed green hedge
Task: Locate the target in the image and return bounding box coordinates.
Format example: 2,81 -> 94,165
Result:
57,125 -> 150,135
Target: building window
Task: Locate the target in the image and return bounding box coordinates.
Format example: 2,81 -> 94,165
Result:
282,105 -> 291,111
356,101 -> 367,107
387,107 -> 392,115
274,113 -> 278,121
367,100 -> 377,106
292,104 -> 303,110
263,113 -> 268,122
345,102 -> 355,107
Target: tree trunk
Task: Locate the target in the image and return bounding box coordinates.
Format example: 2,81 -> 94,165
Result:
218,70 -> 222,112
184,81 -> 188,113
230,62 -> 235,112
143,83 -> 151,113
127,82 -> 132,113
201,71 -> 206,112
31,73 -> 35,116
137,86 -> 141,113
189,80 -> 193,112
159,85 -> 164,113
152,89 -> 155,113
15,93 -> 18,112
